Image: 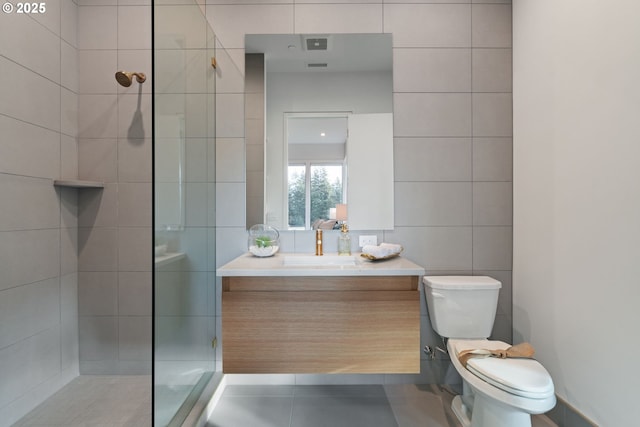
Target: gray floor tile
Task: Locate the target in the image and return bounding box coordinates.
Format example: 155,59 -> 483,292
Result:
207,395 -> 294,427
294,384 -> 387,397
223,384 -> 295,396
291,395 -> 398,427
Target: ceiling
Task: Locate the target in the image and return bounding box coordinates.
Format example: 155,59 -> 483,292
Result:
245,33 -> 393,73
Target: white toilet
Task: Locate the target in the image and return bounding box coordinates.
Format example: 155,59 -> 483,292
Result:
423,276 -> 555,427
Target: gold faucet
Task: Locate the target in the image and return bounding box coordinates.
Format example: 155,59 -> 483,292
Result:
315,230 -> 323,256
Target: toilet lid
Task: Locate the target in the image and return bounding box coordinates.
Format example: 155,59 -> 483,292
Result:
466,355 -> 554,399
453,340 -> 554,399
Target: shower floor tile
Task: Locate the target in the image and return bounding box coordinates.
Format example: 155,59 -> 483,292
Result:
12,375 -> 151,427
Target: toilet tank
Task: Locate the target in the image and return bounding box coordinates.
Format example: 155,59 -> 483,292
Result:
423,276 -> 501,339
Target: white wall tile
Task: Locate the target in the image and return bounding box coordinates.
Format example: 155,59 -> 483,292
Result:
60,273 -> 79,371
185,183 -> 208,226
118,138 -> 152,182
473,182 -> 512,226
295,4 -> 383,34
0,327 -> 61,409
31,0 -> 61,36
60,188 -> 79,229
61,226 -> 78,276
78,139 -> 118,182
394,48 -> 471,93
61,136 -> 79,181
79,50 -> 118,94
0,12 -> 61,83
61,0 -> 78,47
78,227 -> 118,271
216,138 -> 245,182
61,88 -> 79,138
386,226 -> 473,271
118,183 -> 152,227
155,48 -> 208,94
61,42 -> 79,94
155,316 -> 212,361
0,175 -> 60,231
0,117 -> 60,179
472,226 -> 512,270
472,48 -> 512,92
216,183 -> 246,227
395,182 -> 472,226
0,57 -> 61,132
384,4 -> 471,48
0,278 -> 60,349
117,93 -> 152,139
183,94 -> 208,138
472,3 -> 512,48
0,229 -> 59,291
117,227 -> 152,271
185,139 -> 208,182
78,316 -> 118,361
78,94 -> 118,138
78,272 -> 118,315
215,227 -> 248,267
472,93 -> 512,136
205,4 -> 294,49
154,5 -> 208,50
394,93 -> 472,137
156,271 -> 207,316
118,316 -> 152,360
473,137 -> 512,181
215,94 -> 245,138
117,6 -> 152,50
214,47 -> 245,94
118,272 -> 152,316
78,6 -> 118,50
394,138 -> 472,182
208,183 -> 217,226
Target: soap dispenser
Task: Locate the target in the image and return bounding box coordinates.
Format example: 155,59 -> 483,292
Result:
338,223 -> 351,256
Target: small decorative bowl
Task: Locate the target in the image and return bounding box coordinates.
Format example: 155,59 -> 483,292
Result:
248,224 -> 280,257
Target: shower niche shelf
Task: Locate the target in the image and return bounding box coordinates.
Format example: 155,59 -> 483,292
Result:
53,179 -> 104,189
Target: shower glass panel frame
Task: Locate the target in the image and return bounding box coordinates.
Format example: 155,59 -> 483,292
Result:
153,2 -> 219,425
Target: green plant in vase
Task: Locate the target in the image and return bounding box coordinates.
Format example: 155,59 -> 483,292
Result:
255,236 -> 272,248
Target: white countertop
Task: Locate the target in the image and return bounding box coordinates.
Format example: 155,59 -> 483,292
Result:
217,252 -> 425,277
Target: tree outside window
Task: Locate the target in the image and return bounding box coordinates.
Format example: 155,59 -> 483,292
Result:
288,164 -> 343,229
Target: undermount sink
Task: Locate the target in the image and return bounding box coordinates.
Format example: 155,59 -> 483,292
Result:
283,255 -> 357,267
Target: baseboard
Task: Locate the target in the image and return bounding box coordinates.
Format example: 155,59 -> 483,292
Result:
547,394 -> 599,427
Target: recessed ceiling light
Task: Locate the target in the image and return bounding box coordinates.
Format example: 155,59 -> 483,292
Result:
320,132 -> 326,137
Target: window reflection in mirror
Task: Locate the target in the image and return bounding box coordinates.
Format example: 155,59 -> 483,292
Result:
245,33 -> 394,231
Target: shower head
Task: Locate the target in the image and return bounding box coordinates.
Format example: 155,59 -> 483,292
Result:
115,71 -> 146,87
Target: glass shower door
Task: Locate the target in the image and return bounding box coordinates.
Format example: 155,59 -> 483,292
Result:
153,2 -> 217,425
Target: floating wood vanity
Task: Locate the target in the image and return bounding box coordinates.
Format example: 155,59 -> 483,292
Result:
217,253 -> 425,374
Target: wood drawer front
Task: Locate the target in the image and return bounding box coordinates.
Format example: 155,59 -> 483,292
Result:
222,290 -> 420,374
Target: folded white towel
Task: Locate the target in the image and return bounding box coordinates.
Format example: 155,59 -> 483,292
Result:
380,242 -> 403,253
362,245 -> 391,258
362,243 -> 403,258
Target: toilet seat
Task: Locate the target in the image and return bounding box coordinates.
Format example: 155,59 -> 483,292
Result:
451,339 -> 554,399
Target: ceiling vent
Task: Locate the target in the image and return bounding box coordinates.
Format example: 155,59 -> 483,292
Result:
306,63 -> 328,69
305,38 -> 328,51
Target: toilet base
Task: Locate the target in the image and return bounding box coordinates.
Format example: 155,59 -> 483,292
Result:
451,396 -> 472,427
451,393 -> 533,427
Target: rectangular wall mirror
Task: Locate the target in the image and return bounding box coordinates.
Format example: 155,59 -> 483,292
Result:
245,33 -> 394,231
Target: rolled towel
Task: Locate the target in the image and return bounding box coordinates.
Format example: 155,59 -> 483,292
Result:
380,242 -> 403,254
458,342 -> 535,368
